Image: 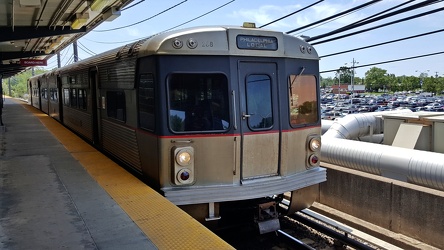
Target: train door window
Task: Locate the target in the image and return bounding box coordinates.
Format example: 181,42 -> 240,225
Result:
50,88 -> 58,102
106,91 -> 126,122
71,88 -> 78,108
288,75 -> 318,126
63,88 -> 70,106
78,89 -> 87,110
41,88 -> 48,100
138,74 -> 155,131
168,73 -> 230,133
246,74 -> 273,130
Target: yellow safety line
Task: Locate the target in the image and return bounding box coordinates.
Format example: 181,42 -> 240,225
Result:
21,101 -> 233,250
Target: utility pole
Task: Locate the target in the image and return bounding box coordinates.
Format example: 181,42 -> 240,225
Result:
351,58 -> 358,99
73,41 -> 79,62
57,52 -> 61,68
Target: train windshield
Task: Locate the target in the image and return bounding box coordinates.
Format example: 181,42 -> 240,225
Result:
168,73 -> 230,133
288,75 -> 319,126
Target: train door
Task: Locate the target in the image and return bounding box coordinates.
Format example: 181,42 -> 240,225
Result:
238,62 -> 280,180
57,76 -> 63,122
89,69 -> 101,146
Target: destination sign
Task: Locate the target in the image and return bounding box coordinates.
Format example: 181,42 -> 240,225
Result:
236,35 -> 278,51
20,59 -> 47,66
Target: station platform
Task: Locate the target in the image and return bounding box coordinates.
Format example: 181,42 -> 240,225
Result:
0,97 -> 233,249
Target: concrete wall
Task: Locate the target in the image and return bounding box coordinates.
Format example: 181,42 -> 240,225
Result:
318,163 -> 444,249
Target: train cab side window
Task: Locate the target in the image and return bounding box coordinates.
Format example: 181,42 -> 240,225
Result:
106,91 -> 126,122
246,74 -> 273,130
168,73 -> 230,133
63,88 -> 70,106
288,75 -> 319,126
138,74 -> 155,131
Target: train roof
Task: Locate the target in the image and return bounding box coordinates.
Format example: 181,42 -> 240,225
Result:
138,25 -> 319,59
32,25 -> 319,77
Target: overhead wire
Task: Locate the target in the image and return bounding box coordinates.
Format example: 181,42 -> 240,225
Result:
83,0 -> 235,45
320,51 -> 444,74
161,0 -> 235,33
310,6 -> 444,45
320,28 -> 444,58
93,0 -> 188,32
307,0 -> 444,43
286,0 -> 382,34
77,41 -> 96,56
258,0 -> 325,28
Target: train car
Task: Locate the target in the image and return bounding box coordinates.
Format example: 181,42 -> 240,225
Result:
29,23 -> 326,233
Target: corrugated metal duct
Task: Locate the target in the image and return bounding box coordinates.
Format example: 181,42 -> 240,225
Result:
321,111 -> 444,191
321,137 -> 444,191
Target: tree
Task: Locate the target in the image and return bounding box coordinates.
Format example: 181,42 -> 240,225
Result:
364,67 -> 387,92
336,66 -> 352,84
1,67 -> 46,98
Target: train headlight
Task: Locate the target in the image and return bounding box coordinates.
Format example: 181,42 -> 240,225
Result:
309,138 -> 321,152
172,147 -> 195,185
176,150 -> 192,166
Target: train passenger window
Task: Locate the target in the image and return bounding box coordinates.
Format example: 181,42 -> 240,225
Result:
106,91 -> 126,122
168,73 -> 230,133
70,88 -> 78,108
63,88 -> 70,106
288,75 -> 318,126
78,89 -> 87,110
138,74 -> 155,131
246,74 -> 273,130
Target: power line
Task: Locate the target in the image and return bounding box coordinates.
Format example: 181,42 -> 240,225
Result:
259,0 -> 324,28
311,6 -> 444,45
307,0 -> 444,43
120,0 -> 145,11
286,0 -> 382,34
77,41 -> 96,56
94,0 -> 188,32
320,28 -> 444,58
162,0 -> 235,33
320,51 -> 444,74
78,41 -> 96,56
84,0 -> 235,45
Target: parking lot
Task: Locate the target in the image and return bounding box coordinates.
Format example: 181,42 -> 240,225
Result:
321,90 -> 444,120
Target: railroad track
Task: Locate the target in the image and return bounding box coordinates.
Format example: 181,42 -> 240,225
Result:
214,204 -> 403,249
282,208 -> 403,250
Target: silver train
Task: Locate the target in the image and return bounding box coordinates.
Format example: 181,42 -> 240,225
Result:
28,23 -> 326,232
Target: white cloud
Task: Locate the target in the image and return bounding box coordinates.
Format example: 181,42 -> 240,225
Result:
126,27 -> 141,37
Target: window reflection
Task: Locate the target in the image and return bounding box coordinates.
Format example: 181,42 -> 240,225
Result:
288,75 -> 318,126
246,74 -> 273,129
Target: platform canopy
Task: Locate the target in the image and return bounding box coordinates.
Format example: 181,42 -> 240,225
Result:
0,0 -> 133,78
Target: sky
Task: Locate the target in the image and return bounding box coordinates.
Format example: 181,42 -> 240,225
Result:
46,0 -> 444,79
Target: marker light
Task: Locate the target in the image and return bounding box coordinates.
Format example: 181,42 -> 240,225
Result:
176,150 -> 192,166
309,154 -> 319,166
309,138 -> 321,151
172,147 -> 195,185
